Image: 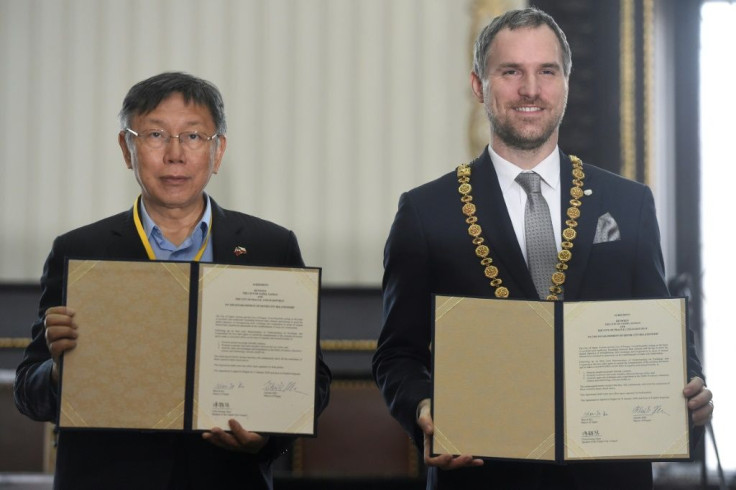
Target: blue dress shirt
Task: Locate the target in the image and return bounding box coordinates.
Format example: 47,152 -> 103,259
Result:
138,195 -> 214,262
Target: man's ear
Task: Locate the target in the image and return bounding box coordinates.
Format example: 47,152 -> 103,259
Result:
119,131 -> 133,169
470,71 -> 485,103
212,135 -> 227,174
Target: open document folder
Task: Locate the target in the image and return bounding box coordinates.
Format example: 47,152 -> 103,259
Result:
59,259 -> 320,436
431,296 -> 690,462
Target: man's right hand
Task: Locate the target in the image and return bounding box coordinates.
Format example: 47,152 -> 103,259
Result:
43,306 -> 78,383
417,398 -> 484,470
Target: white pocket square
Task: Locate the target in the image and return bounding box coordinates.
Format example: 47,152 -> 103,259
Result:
593,212 -> 621,244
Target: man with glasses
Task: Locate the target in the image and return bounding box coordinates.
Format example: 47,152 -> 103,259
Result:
14,72 -> 331,489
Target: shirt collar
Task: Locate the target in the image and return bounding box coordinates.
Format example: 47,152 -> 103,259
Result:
488,146 -> 561,192
139,194 -> 212,241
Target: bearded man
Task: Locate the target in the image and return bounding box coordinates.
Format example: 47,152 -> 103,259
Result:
372,8 -> 712,490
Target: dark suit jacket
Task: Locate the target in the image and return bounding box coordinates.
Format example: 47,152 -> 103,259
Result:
15,198 -> 332,490
372,149 -> 704,490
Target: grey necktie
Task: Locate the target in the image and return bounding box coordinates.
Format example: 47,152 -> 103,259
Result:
515,172 -> 557,299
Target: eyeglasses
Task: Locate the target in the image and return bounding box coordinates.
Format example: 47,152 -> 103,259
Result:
125,128 -> 219,151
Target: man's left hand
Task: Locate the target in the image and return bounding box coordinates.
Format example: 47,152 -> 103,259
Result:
683,376 -> 713,426
203,419 -> 269,453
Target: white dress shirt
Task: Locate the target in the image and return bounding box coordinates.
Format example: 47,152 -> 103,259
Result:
488,146 -> 562,264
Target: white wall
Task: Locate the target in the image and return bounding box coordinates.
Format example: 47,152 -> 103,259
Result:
1,0 -> 522,286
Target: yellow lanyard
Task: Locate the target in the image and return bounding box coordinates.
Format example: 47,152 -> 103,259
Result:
133,196 -> 212,262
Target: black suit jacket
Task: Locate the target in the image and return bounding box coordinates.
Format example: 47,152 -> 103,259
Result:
372,149 -> 703,490
15,198 -> 332,490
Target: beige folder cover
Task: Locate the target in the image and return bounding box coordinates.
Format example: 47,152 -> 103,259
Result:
59,260 -> 190,430
433,296 -> 556,460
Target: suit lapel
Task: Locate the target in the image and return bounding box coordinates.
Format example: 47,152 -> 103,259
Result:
471,150 -> 538,299
105,209 -> 150,259
559,150 -> 599,299
210,199 -> 250,265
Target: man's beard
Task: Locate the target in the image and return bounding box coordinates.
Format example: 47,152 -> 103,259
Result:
487,99 -> 566,151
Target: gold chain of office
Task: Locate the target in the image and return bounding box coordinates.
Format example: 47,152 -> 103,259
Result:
456,155 -> 586,301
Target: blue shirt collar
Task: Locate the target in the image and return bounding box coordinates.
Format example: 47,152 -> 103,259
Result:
138,194 -> 213,261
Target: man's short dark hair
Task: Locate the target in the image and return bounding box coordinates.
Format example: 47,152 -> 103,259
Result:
473,7 -> 572,79
119,72 -> 227,135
